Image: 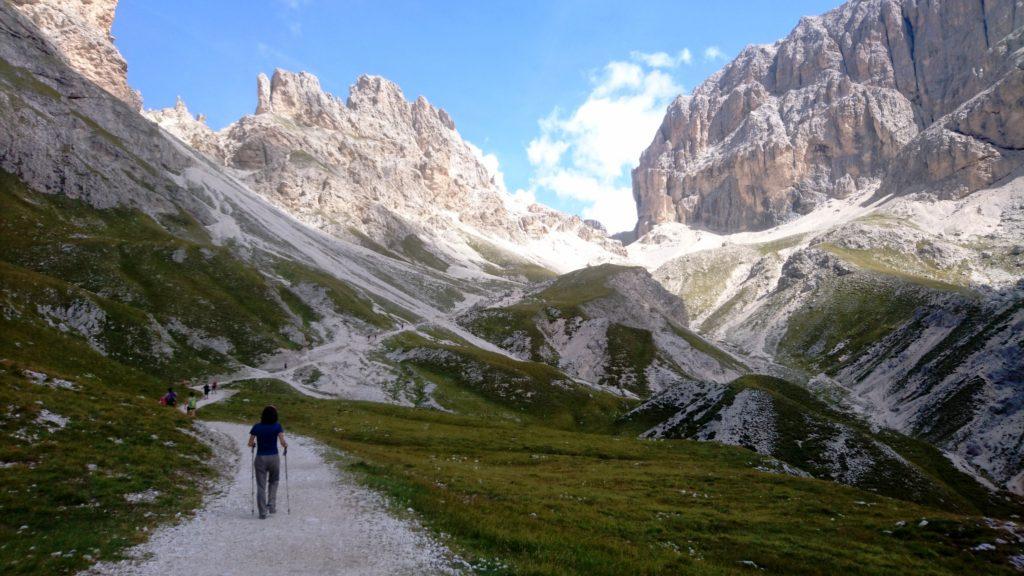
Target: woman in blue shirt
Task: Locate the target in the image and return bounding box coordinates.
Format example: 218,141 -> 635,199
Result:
248,405 -> 289,519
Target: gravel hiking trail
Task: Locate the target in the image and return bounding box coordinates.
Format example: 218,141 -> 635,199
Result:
84,420 -> 457,575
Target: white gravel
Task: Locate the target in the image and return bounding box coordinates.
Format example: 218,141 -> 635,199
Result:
85,421 -> 456,575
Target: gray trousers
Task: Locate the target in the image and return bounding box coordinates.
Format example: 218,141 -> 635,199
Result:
254,454 -> 280,516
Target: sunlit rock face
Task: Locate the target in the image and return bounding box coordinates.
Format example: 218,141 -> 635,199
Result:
148,67 -> 625,269
632,0 -> 1024,236
9,0 -> 142,109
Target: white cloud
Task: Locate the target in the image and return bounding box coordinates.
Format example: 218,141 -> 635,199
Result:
507,187 -> 537,210
466,142 -> 507,192
582,185 -> 640,232
523,58 -> 682,233
592,62 -> 645,96
704,46 -> 725,61
631,51 -> 674,68
630,49 -> 693,68
526,135 -> 569,168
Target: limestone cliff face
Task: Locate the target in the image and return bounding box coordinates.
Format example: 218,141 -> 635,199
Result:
222,69 -> 515,238
0,2 -> 194,216
632,0 -> 1024,236
9,0 -> 141,109
149,68 -> 624,265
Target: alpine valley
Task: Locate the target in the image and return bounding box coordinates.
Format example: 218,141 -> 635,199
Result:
1,0 -> 1023,575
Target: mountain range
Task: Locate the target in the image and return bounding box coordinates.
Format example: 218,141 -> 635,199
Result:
1,0 -> 1023,573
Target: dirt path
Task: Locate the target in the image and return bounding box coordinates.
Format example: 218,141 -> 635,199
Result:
85,421 -> 457,575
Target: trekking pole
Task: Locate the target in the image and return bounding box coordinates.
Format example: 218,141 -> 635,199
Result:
284,449 -> 291,515
250,445 -> 255,517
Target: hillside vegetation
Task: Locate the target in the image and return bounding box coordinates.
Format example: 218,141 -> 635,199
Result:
200,379 -> 1024,576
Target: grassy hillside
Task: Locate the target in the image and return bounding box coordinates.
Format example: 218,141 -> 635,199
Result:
0,170 -> 307,377
623,374 -> 1021,517
819,242 -> 973,293
461,264 -> 744,396
730,376 -> 1018,516
0,298 -> 212,575
200,379 -> 1024,576
465,235 -> 558,282
0,169 -> 401,574
385,331 -> 630,431
776,274 -> 932,376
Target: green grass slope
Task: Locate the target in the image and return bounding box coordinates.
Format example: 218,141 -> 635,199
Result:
461,264 -> 745,397
776,274 -> 933,376
623,374 -> 1022,517
0,168 -> 400,574
0,301 -> 212,574
730,376 -> 1019,516
200,379 -> 1024,576
0,170 -> 304,377
385,331 -> 630,431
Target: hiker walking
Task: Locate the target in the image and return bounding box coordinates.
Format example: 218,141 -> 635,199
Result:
211,381 -> 218,395
162,387 -> 177,407
248,405 -> 288,519
186,391 -> 198,418
203,382 -> 210,397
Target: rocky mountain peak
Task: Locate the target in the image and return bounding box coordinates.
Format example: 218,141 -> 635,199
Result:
9,0 -> 141,109
144,96 -> 222,160
255,72 -> 273,114
248,70 -> 461,138
144,65 -> 625,272
253,68 -> 348,129
632,0 -> 1024,237
347,74 -> 407,111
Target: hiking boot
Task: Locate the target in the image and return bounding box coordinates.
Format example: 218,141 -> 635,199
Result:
268,507 -> 276,514
259,513 -> 268,520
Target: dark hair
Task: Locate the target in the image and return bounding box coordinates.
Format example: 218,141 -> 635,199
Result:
260,405 -> 278,425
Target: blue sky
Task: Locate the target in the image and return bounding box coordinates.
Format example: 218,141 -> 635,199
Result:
114,0 -> 841,232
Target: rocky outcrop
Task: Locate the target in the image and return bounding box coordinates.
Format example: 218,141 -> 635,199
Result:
459,263 -> 747,397
216,69 -> 525,239
150,68 -> 625,271
143,97 -> 223,160
877,62 -> 1024,199
649,174 -> 1024,492
632,0 -> 1024,236
0,2 -> 196,215
9,0 -> 141,109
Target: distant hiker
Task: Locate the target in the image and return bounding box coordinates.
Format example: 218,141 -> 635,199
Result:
162,387 -> 177,407
211,381 -> 218,394
186,391 -> 198,418
248,405 -> 288,519
203,383 -> 210,397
